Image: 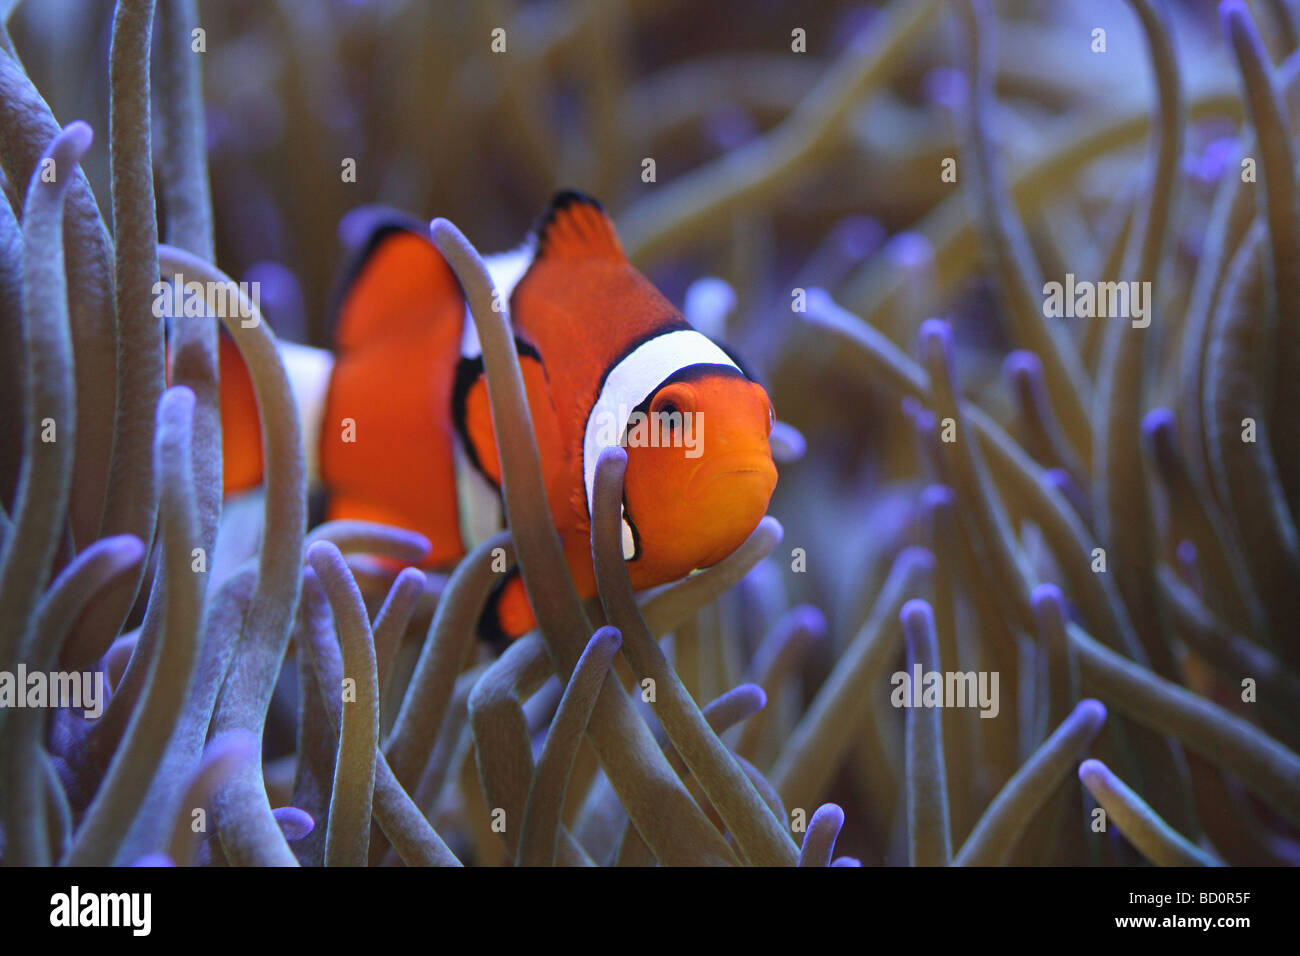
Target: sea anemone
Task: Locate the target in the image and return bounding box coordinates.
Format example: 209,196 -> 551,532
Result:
0,0 -> 1296,869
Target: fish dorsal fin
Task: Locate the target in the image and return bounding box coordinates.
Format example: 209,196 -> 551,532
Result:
533,190 -> 624,261
330,211 -> 461,349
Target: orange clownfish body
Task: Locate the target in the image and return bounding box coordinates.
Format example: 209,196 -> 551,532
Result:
219,191 -> 778,642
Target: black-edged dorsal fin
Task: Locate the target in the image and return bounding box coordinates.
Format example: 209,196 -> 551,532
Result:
532,190 -> 624,261
327,206 -> 460,349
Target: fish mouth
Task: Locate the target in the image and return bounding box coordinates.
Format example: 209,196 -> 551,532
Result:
686,453 -> 778,501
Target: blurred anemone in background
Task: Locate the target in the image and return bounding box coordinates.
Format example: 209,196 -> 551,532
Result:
0,0 -> 1298,867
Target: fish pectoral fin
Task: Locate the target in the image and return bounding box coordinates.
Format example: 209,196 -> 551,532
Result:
452,346 -> 560,491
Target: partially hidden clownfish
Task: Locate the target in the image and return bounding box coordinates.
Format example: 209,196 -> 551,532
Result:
218,191 -> 778,643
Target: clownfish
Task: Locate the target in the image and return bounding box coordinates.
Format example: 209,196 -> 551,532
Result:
218,191 -> 778,642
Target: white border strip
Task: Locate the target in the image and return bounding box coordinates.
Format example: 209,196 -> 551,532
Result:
581,330 -> 740,553
460,243 -> 534,359
280,341 -> 334,488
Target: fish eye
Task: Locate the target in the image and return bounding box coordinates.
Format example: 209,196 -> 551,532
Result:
767,404 -> 775,433
658,401 -> 680,430
651,384 -> 695,428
